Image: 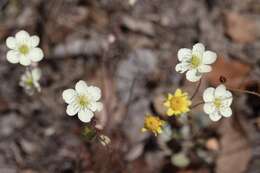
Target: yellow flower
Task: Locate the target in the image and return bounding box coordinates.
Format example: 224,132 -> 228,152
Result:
164,89 -> 191,116
142,115 -> 165,136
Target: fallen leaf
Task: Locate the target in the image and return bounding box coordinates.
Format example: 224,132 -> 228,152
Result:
225,12 -> 256,43
216,119 -> 251,173
206,56 -> 251,89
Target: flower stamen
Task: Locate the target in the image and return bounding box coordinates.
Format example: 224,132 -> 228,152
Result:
19,44 -> 29,55
213,98 -> 222,108
190,55 -> 201,68
77,95 -> 89,108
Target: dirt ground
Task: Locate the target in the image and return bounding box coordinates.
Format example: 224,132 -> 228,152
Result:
0,0 -> 260,173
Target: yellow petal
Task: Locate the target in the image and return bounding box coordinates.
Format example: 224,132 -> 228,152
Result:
175,89 -> 182,96
166,109 -> 174,116
141,128 -> 147,132
167,94 -> 173,99
157,128 -> 162,133
164,101 -> 170,107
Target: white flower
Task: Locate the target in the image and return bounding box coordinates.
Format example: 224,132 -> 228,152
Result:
6,30 -> 44,66
175,43 -> 217,82
62,80 -> 103,123
19,68 -> 41,95
203,84 -> 233,122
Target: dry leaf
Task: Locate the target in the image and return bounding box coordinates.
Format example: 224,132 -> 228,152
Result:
216,119 -> 251,173
225,12 -> 256,43
206,56 -> 251,89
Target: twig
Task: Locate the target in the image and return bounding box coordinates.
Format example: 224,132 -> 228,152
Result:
229,88 -> 260,98
190,78 -> 202,100
191,101 -> 204,109
125,76 -> 138,112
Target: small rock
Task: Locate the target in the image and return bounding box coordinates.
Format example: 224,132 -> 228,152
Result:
121,16 -> 155,36
20,139 -> 39,155
125,143 -> 144,161
206,138 -> 219,151
0,113 -> 25,136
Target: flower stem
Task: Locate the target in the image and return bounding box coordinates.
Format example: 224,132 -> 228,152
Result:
191,101 -> 204,109
190,78 -> 202,100
228,88 -> 260,97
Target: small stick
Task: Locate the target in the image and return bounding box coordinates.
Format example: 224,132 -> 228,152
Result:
229,88 -> 260,98
190,78 -> 202,100
191,101 -> 204,109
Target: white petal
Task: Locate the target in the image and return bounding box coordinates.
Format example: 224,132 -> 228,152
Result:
31,68 -> 42,81
222,91 -> 233,106
175,62 -> 190,73
28,48 -> 44,62
192,43 -> 205,57
186,69 -> 201,82
177,48 -> 192,61
203,87 -> 215,102
203,103 -> 216,114
209,111 -> 222,121
198,64 -> 212,73
62,89 -> 77,104
86,86 -> 101,101
78,109 -> 94,123
88,102 -> 103,112
15,30 -> 30,43
66,104 -> 79,116
7,50 -> 19,63
215,84 -> 226,98
220,107 -> 232,117
75,80 -> 88,94
19,55 -> 31,66
6,37 -> 17,49
29,36 -> 40,47
202,51 -> 217,64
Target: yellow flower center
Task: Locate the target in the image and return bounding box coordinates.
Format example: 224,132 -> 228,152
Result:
19,44 -> 29,55
214,98 -> 222,108
190,55 -> 201,68
25,77 -> 33,87
142,115 -> 164,136
164,89 -> 191,116
77,95 -> 89,108
170,97 -> 184,110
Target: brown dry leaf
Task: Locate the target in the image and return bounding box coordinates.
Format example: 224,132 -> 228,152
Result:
225,12 -> 256,43
216,119 -> 251,173
205,56 -> 251,89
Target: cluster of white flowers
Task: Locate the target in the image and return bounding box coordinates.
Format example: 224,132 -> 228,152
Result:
5,30 -> 104,124
5,30 -> 44,96
175,43 -> 233,122
5,31 -> 236,131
